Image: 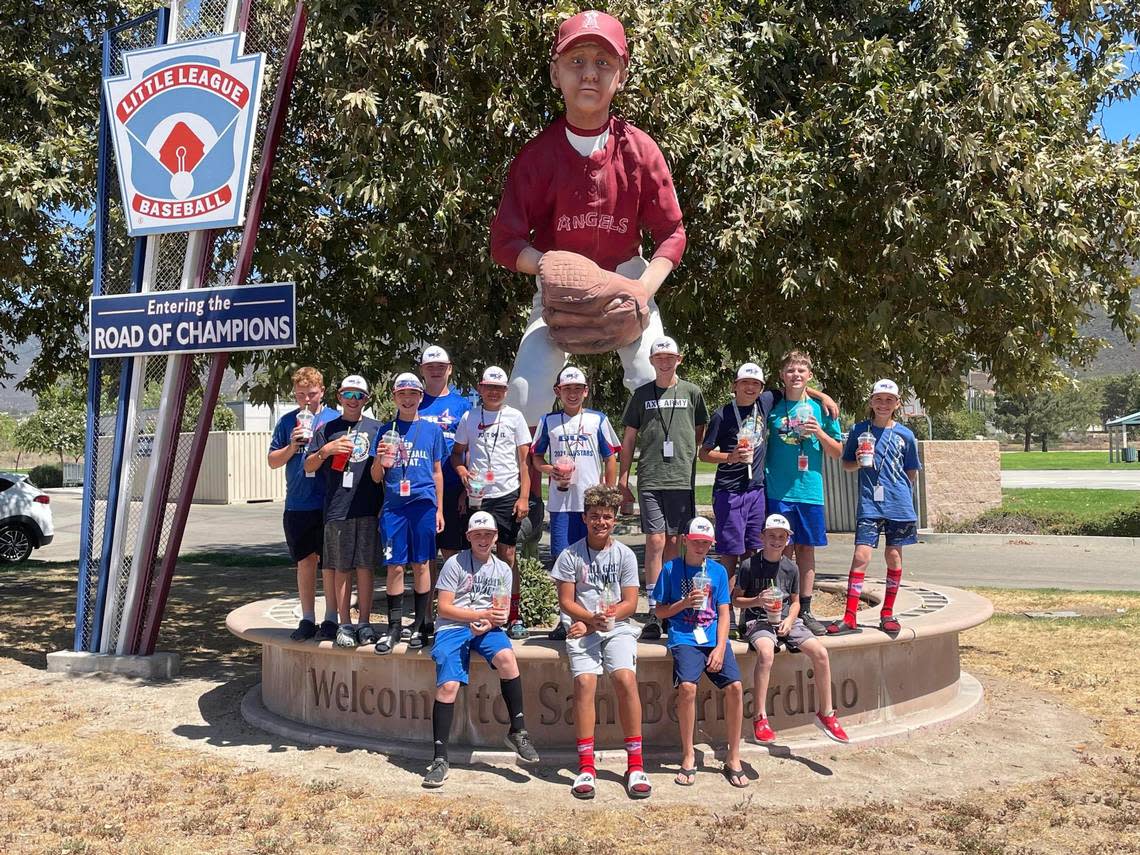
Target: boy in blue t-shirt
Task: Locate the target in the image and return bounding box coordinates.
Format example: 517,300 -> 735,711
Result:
267,367 -> 339,641
828,379 -> 921,638
371,373 -> 446,653
652,517 -> 746,788
764,350 -> 843,636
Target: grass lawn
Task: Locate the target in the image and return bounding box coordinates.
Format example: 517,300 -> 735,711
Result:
1000,451 -> 1138,471
1002,488 -> 1140,519
4,555 -> 1140,853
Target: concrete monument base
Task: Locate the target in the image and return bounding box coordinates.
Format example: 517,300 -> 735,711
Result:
46,650 -> 181,680
227,578 -> 991,758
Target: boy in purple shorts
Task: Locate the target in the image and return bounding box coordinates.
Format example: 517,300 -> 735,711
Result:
764,351 -> 843,635
700,362 -> 837,636
734,514 -> 848,744
653,517 -> 746,788
423,511 -> 540,788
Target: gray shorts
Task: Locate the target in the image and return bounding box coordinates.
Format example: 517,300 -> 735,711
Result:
323,517 -> 379,572
566,624 -> 639,677
638,488 -> 694,535
743,617 -> 816,650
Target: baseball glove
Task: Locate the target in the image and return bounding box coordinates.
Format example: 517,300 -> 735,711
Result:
539,251 -> 650,354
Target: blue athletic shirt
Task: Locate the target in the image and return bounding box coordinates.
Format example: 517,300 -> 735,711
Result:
418,387 -> 472,489
268,406 -> 339,511
373,417 -> 446,509
652,556 -> 731,649
842,420 -> 921,522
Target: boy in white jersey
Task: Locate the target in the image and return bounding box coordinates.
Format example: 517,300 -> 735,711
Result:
424,511 -> 540,788
551,484 -> 649,800
452,366 -> 534,639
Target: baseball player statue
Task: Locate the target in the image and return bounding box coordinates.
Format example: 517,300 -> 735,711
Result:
490,9 -> 687,426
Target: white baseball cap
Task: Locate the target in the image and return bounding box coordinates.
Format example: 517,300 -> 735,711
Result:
420,345 -> 449,365
480,365 -> 509,386
650,336 -> 680,356
736,362 -> 765,383
872,379 -> 900,397
467,511 -> 498,533
764,513 -> 793,534
339,375 -> 369,394
557,366 -> 587,386
686,516 -> 715,541
393,372 -> 425,393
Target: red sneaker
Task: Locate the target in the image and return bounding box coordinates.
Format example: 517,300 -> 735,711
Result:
816,711 -> 849,743
753,717 -> 777,744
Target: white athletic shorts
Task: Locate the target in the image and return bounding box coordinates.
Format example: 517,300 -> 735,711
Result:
566,623 -> 639,677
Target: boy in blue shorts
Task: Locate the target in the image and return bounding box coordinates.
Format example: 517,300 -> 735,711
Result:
371,373 -> 446,653
653,517 -> 746,788
424,511 -> 540,788
764,350 -> 843,635
828,379 -> 921,638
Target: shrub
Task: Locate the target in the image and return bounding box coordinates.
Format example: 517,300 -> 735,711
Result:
517,554 -> 557,629
930,408 -> 986,441
27,464 -> 62,488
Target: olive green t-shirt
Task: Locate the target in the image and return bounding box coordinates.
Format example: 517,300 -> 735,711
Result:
622,379 -> 708,490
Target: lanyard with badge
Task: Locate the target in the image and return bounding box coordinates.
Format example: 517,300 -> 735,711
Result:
653,385 -> 680,459
476,406 -> 501,484
870,425 -> 895,503
784,400 -> 811,473
397,418 -> 423,498
730,401 -> 757,475
559,410 -> 586,458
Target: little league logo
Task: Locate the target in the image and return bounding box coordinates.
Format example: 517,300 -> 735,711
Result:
103,34 -> 264,236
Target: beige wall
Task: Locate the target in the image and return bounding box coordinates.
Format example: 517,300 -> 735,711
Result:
918,440 -> 1002,528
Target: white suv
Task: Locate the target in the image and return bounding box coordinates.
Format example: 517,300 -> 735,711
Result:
0,473 -> 55,564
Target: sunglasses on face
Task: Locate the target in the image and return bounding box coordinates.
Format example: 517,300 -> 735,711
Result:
340,390 -> 366,401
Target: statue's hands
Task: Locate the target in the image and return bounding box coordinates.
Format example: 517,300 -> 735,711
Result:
540,251 -> 650,354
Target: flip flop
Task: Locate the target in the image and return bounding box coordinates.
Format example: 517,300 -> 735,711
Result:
825,620 -> 862,636
879,615 -> 901,636
723,767 -> 749,789
626,770 -> 652,799
571,771 -> 596,800
674,767 -> 696,786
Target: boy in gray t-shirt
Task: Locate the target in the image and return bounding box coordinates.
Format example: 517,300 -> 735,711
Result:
550,485 -> 650,801
424,512 -> 539,788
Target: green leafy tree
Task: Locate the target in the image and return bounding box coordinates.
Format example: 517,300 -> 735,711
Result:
993,384 -> 1102,451
1084,372 -> 1140,427
13,383 -> 87,465
4,1 -> 1140,415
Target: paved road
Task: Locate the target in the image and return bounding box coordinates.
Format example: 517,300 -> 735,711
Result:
1000,470 -> 1140,490
32,489 -> 1140,591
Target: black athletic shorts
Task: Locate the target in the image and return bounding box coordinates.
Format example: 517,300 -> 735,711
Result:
479,491 -> 522,547
283,509 -> 323,563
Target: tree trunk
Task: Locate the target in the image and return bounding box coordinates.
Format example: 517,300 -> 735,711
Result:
1041,435 -> 1048,452
1023,431 -> 1031,452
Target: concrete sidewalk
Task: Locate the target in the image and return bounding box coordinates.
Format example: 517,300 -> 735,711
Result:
33,491 -> 1140,591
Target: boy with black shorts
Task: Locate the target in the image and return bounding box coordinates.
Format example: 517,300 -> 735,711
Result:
551,484 -> 649,800
734,514 -> 848,744
371,373 -> 446,653
267,366 -> 339,640
653,517 -> 745,788
619,335 -> 708,640
423,511 -> 540,788
304,375 -> 383,648
451,366 -> 533,639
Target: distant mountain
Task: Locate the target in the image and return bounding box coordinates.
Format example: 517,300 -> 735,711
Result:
1078,287 -> 1140,377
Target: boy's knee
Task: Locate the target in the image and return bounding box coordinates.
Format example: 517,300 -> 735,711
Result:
437,682 -> 460,702
493,650 -> 520,677
676,682 -> 697,701
724,681 -> 743,699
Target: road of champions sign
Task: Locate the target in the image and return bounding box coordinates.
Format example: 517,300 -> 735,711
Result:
103,33 -> 265,236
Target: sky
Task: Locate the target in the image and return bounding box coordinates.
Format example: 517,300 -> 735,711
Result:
1100,96 -> 1138,141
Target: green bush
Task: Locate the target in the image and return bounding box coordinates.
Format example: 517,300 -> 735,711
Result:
1080,507 -> 1140,538
27,464 -> 62,488
947,507 -> 1140,537
517,554 -> 557,629
930,408 -> 986,441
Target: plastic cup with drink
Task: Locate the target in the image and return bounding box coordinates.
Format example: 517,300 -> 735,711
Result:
296,409 -> 315,443
553,452 -> 576,492
857,429 -> 876,467
736,425 -> 757,480
331,427 -> 354,472
793,401 -> 815,437
491,574 -> 511,617
599,583 -> 619,631
380,428 -> 402,468
467,473 -> 486,508
762,585 -> 784,627
691,566 -> 711,612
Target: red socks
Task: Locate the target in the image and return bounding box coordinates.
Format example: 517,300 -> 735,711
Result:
509,594 -> 521,623
625,735 -> 644,774
842,569 -> 865,628
577,737 -> 596,777
882,567 -> 903,618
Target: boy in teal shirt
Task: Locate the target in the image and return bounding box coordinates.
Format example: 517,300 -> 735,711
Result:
764,350 -> 843,635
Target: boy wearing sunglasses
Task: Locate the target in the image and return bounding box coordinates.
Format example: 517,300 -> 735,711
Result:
305,375 -> 384,648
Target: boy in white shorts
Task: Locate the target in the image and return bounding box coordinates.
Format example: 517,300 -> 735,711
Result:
550,484 -> 649,800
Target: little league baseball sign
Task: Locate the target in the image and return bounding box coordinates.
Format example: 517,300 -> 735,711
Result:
103,33 -> 265,236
